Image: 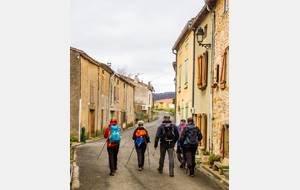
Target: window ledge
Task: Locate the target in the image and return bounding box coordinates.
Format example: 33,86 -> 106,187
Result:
198,85 -> 207,90
184,85 -> 188,89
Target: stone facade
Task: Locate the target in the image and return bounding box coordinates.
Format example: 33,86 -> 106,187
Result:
210,0 -> 229,166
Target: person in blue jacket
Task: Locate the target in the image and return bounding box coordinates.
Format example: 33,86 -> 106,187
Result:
176,119 -> 186,168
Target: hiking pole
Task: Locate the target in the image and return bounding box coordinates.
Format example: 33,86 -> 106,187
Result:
97,139 -> 108,160
153,148 -> 156,156
125,144 -> 135,167
147,145 -> 150,171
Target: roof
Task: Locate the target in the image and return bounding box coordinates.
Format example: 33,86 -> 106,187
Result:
154,98 -> 174,103
70,46 -> 114,74
118,74 -> 154,91
171,18 -> 195,52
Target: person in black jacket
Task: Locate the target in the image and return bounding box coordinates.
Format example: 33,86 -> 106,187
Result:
132,120 -> 150,171
179,117 -> 202,177
154,115 -> 179,177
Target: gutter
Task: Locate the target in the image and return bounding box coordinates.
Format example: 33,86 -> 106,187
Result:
192,28 -> 195,113
206,3 -> 215,154
172,50 -> 177,124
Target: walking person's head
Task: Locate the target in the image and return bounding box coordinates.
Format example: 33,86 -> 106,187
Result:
138,120 -> 144,127
163,115 -> 170,120
110,118 -> 117,123
187,117 -> 193,124
180,119 -> 186,123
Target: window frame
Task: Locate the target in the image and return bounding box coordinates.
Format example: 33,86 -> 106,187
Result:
185,56 -> 188,87
197,50 -> 208,90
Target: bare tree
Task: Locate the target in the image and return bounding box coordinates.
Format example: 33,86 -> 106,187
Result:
116,65 -> 134,78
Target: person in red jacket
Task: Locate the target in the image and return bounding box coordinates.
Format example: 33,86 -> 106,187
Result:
103,118 -> 121,176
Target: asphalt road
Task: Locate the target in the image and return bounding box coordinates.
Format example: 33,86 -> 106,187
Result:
75,111 -> 224,190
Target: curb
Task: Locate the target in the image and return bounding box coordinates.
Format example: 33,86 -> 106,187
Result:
196,164 -> 229,190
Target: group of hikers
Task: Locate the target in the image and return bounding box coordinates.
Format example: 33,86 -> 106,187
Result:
103,115 -> 202,177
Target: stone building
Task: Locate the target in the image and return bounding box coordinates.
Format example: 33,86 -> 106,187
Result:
206,0 -> 229,166
109,73 -> 135,129
70,47 -> 114,140
121,75 -> 154,123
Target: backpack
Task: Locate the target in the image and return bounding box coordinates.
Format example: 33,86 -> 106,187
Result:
108,125 -> 121,143
184,125 -> 199,145
162,123 -> 174,144
136,129 -> 146,137
179,123 -> 186,134
135,129 -> 146,147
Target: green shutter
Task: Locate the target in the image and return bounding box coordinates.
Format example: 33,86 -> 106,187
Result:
185,57 -> 188,86
179,46 -> 182,56
186,103 -> 188,120
185,36 -> 189,49
179,64 -> 181,90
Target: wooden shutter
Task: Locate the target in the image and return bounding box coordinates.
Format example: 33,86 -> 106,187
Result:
91,84 -> 94,104
203,113 -> 207,149
117,87 -> 119,100
197,55 -> 202,88
179,64 -> 181,90
220,124 -> 224,158
220,50 -> 227,89
204,50 -> 208,87
198,114 -> 201,146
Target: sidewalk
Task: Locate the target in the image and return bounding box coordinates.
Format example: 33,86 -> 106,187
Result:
195,155 -> 229,190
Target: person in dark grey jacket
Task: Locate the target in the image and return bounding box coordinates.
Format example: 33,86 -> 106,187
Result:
179,117 -> 202,177
154,115 -> 179,177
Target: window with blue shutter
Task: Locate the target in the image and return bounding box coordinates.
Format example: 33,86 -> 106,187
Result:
179,46 -> 182,56
185,103 -> 188,120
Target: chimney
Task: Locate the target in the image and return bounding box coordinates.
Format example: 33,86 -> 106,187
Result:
134,75 -> 139,82
107,63 -> 111,68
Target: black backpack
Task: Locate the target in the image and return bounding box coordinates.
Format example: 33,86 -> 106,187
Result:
184,125 -> 199,145
161,123 -> 175,144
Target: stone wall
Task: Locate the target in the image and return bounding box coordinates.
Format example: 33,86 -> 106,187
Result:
212,0 -> 229,165
70,50 -> 81,140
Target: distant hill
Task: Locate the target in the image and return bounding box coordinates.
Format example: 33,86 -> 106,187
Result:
153,92 -> 175,101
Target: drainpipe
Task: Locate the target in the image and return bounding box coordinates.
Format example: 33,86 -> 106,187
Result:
206,3 -> 215,154
108,72 -> 116,120
126,83 -> 128,128
192,28 -> 195,116
172,50 -> 177,125
78,99 -> 81,142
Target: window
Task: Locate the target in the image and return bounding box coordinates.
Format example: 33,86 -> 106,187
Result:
117,79 -> 119,85
197,50 -> 208,89
220,47 -> 229,90
203,25 -> 207,40
101,76 -> 104,95
185,57 -> 188,87
185,103 -> 188,121
179,64 -> 182,91
102,70 -> 104,74
179,46 -> 182,56
224,0 -> 228,13
197,113 -> 207,148
185,36 -> 189,49
220,123 -> 229,158
91,83 -> 95,104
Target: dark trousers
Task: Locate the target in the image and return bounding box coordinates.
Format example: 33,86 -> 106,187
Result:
107,144 -> 119,172
177,146 -> 185,163
135,144 -> 147,167
184,146 -> 197,168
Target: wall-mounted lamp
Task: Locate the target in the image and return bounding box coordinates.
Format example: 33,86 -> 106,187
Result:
196,27 -> 211,49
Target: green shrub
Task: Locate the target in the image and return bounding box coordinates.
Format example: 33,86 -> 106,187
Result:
202,150 -> 210,155
220,166 -> 229,170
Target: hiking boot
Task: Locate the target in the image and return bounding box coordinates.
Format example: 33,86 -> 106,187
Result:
169,173 -> 174,177
180,162 -> 183,168
142,165 -> 144,169
189,168 -> 194,177
157,167 -> 162,173
138,167 -> 143,171
109,171 -> 114,176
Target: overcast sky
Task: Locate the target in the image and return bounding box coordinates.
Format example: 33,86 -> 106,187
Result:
71,0 -> 205,93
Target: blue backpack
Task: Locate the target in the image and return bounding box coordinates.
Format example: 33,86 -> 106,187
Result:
108,125 -> 121,143
184,125 -> 199,145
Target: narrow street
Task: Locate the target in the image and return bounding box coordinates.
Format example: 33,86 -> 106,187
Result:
75,111 -> 224,190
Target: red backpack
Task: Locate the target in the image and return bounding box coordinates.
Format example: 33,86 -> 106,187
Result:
179,123 -> 186,134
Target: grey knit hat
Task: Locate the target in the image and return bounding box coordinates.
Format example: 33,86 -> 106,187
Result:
164,115 -> 170,119
138,120 -> 144,126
